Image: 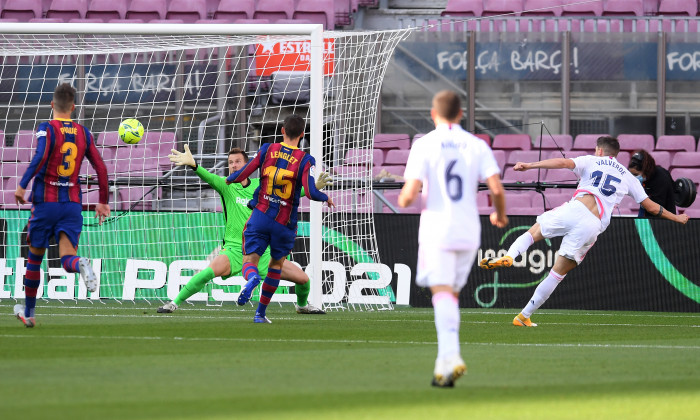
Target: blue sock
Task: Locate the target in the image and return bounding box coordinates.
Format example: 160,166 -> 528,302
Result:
24,251 -> 44,318
256,268 -> 281,318
60,255 -> 81,273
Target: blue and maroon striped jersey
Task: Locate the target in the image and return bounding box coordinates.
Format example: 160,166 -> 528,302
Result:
19,118 -> 109,205
227,142 -> 329,230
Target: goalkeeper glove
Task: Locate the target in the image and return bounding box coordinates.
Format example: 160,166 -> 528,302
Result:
315,172 -> 333,190
169,144 -> 196,168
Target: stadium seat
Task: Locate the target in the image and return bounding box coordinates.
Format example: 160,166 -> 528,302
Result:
125,0 -> 166,22
659,0 -> 698,16
492,134 -> 531,152
551,150 -> 588,160
544,191 -> 573,210
561,0 -> 603,15
634,19 -> 676,33
117,187 -> 155,211
492,149 -> 506,173
617,151 -> 630,167
670,168 -> 700,184
0,163 -> 21,182
684,208 -> 700,218
616,195 -> 640,216
344,148 -> 374,166
670,152 -> 700,170
166,0 -> 207,24
46,0 -> 87,20
275,18 -> 313,25
68,18 -> 105,23
655,135 -> 695,153
254,0 -> 294,21
98,132 -> 128,148
582,18 -> 623,32
502,167 -> 543,182
543,168 -> 578,183
474,133 -> 491,147
214,0 -> 254,21
28,17 -> 66,23
143,131 -> 177,165
373,165 -> 405,179
534,134 -> 573,151
1,190 -> 23,209
333,0 -> 354,26
618,134 -> 655,152
441,0 -> 484,16
573,134 -> 608,151
504,191 -> 537,215
384,149 -> 410,165
323,189 -> 370,213
380,190 -> 420,214
370,149 -> 385,166
86,0 -> 126,21
374,133 -> 411,151
649,151 -> 671,169
0,147 -> 32,162
12,130 -> 38,150
1,0 -> 42,20
294,0 -> 334,29
521,0 -> 563,16
506,150 -> 543,166
603,0 -> 644,16
482,0 -> 524,16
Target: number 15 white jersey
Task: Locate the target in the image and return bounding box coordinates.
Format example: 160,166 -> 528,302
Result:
404,124 -> 501,250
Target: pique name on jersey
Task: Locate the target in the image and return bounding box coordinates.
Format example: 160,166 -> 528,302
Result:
270,150 -> 299,164
60,126 -> 78,135
596,159 -> 627,176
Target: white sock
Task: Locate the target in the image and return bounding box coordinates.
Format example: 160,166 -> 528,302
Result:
522,269 -> 566,318
506,232 -> 534,259
432,291 -> 460,360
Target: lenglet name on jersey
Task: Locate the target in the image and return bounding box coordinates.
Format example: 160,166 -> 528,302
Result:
270,150 -> 299,164
596,159 -> 627,176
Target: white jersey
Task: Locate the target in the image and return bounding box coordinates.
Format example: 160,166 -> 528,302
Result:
570,155 -> 648,230
404,123 -> 500,250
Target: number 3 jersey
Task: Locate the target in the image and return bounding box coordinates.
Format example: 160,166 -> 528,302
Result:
227,142 -> 328,230
404,123 -> 501,250
19,118 -> 109,205
571,155 -> 648,230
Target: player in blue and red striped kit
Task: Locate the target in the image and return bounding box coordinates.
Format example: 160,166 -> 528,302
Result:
226,114 -> 334,323
13,83 -> 110,327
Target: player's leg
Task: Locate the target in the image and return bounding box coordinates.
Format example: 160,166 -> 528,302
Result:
253,256 -> 285,323
237,211 -> 268,306
514,255 -> 576,327
55,202 -> 97,292
480,223 -> 545,269
14,244 -> 46,328
280,260 -> 325,314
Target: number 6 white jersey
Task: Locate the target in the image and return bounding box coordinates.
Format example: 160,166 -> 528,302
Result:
571,155 -> 648,230
404,124 -> 500,250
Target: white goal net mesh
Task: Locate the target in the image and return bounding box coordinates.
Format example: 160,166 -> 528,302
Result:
0,26 -> 409,310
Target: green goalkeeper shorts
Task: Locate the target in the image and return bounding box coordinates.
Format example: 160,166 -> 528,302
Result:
220,245 -> 270,280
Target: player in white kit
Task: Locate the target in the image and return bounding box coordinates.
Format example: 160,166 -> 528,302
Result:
399,90 -> 508,388
480,136 -> 689,327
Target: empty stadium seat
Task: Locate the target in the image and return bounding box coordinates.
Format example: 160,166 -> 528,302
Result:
573,134 -> 608,151
117,187 -> 155,210
441,0 -> 484,16
13,130 -> 38,150
1,147 -> 33,162
374,133 -> 411,151
670,168 -> 700,184
617,151 -> 631,167
684,208 -> 700,218
294,0 -> 334,29
380,190 -> 420,214
412,133 -> 425,144
474,133 -> 491,146
504,191 -> 538,215
616,195 -> 640,215
384,149 -> 410,165
655,135 -> 695,153
215,0 -> 255,21
373,165 -> 405,178
603,0 -> 644,16
521,0 -> 563,16
483,0 -> 523,16
649,151 -> 671,169
550,150 -> 587,159
618,134 -> 655,152
506,150 -> 543,166
1,0 -> 42,20
254,0 -> 294,21
581,18 -> 623,32
98,132 -> 127,148
46,0 -> 87,20
659,0 -> 698,16
275,18 -> 313,25
535,134 -> 573,151
544,191 -> 572,210
166,0 -> 207,23
126,0 -> 166,22
561,0 -> 603,15
492,134 -> 531,151
86,0 -> 126,21
370,149 -> 385,166
670,152 -> 700,169
344,148 -> 374,165
491,149 -> 506,173
142,131 -> 178,165
543,168 -> 578,182
69,18 -> 105,23
502,167 -> 542,182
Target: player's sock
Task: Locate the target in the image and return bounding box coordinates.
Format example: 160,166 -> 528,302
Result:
432,291 -> 460,360
255,268 -> 281,318
295,280 -> 310,307
24,251 -> 44,318
506,232 -> 534,259
242,262 -> 258,282
522,269 -> 566,318
60,255 -> 81,273
173,267 -> 215,306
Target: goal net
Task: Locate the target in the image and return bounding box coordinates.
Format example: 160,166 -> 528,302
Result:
0,23 -> 409,311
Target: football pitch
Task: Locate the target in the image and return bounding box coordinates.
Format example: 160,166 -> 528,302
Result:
1,302 -> 698,420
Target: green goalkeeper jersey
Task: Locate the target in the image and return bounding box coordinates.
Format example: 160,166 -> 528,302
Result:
194,165 -> 258,248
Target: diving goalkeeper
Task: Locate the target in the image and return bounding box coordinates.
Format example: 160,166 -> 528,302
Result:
157,145 -> 330,314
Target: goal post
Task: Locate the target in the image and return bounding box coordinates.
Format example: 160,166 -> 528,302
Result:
0,23 -> 409,310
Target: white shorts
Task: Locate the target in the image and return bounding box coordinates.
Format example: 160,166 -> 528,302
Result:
536,199 -> 603,265
416,245 -> 477,292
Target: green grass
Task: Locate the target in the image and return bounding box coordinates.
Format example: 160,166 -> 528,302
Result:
1,302 -> 699,420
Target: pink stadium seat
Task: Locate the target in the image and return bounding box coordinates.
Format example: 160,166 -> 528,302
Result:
98,132 -> 128,148
561,0 -> 603,15
384,149 -> 410,165
166,0 -> 207,23
0,18 -> 19,23
1,147 -> 32,163
684,208 -> 700,218
371,149 -> 385,166
670,152 -> 700,169
649,151 -> 671,169
659,0 -> 698,16
634,19 -> 676,33
254,0 -> 294,21
502,167 -> 543,182
344,148 -> 374,166
29,17 -> 65,23
46,0 -> 87,20
374,133 -> 411,151
117,187 -> 155,211
96,146 -> 116,161
381,190 -> 420,214
412,133 -> 426,144
86,0 -> 126,21
543,168 -> 578,183
483,0 -> 524,16
294,0 -> 334,29
233,18 -> 271,24
215,0 -> 255,21
109,18 -> 144,24
126,0 -> 166,22
441,0 -> 484,16
616,151 -> 631,167
0,162 -> 21,178
13,130 -> 38,150
521,0 -> 563,16
582,18 -> 623,32
535,134 -> 573,150
1,190 -> 23,209
506,150 -> 543,166
671,168 -> 700,184
195,18 -> 235,24
1,0 -> 42,20
618,134 -> 655,152
604,0 -> 644,16
544,191 -> 573,210
655,135 -> 695,153
373,165 -> 405,178
616,195 -> 640,215
504,191 -> 536,214
492,134 -> 531,151
142,131 -> 177,165
333,0 -> 354,26
275,18 -> 313,24
68,18 -> 104,23
552,150 -> 588,160
573,134 -> 608,151
149,19 -> 185,24
491,149 -> 506,173
474,133 -> 491,147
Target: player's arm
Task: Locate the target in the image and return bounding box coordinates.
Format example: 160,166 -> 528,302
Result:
301,159 -> 333,207
84,130 -> 111,224
226,144 -> 268,185
169,144 -> 228,193
300,172 -> 333,197
485,174 -> 508,228
398,178 -> 421,208
514,158 -> 575,171
640,198 -> 688,224
15,123 -> 51,205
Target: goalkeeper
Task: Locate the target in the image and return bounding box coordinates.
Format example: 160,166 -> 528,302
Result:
157,145 -> 331,314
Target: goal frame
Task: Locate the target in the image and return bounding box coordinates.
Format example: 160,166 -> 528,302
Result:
0,22 -> 327,308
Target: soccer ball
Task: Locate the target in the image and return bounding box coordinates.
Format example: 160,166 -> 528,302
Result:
119,118 -> 144,145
